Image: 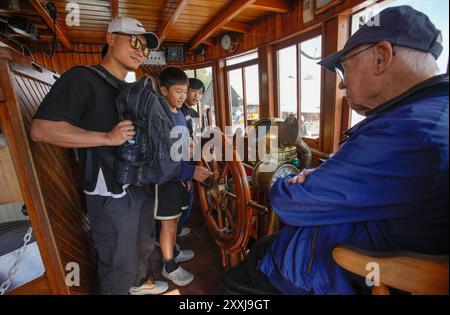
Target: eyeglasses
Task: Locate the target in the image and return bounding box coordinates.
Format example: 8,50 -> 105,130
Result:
334,43 -> 397,80
334,44 -> 378,80
113,33 -> 151,57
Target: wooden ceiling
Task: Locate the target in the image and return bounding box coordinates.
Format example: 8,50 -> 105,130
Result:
0,0 -> 292,50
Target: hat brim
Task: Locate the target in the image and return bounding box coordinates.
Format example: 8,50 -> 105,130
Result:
317,50 -> 346,73
126,31 -> 160,50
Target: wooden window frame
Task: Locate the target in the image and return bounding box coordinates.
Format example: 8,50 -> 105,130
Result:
274,27 -> 322,149
183,62 -> 216,124
224,58 -> 259,129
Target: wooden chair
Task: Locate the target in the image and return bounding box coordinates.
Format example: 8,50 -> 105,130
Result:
332,244 -> 449,295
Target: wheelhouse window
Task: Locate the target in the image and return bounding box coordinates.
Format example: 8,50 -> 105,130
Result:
349,0 -> 449,127
226,52 -> 260,133
184,66 -> 216,127
277,34 -> 322,139
278,45 -> 297,120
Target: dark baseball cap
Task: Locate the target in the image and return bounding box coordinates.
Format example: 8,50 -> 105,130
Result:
318,5 -> 443,73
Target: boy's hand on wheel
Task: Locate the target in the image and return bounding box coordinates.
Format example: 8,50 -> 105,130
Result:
194,166 -> 213,183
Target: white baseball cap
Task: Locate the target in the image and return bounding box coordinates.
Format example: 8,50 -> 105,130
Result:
108,17 -> 159,49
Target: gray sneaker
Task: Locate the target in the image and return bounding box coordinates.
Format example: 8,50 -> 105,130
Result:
174,248 -> 195,263
178,227 -> 191,237
129,278 -> 169,295
162,266 -> 194,286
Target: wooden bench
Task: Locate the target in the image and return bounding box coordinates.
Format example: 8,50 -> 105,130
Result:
0,45 -> 97,294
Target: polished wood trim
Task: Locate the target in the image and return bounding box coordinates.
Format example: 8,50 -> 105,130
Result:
257,45 -> 275,118
27,0 -> 73,50
315,0 -> 344,14
250,0 -> 291,13
241,67 -> 248,127
212,60 -> 228,130
224,58 -> 258,72
110,0 -> 119,19
9,275 -> 51,295
188,0 -> 258,51
223,21 -> 252,34
158,0 -> 189,43
319,15 -> 348,153
333,244 -> 449,295
274,27 -> 322,51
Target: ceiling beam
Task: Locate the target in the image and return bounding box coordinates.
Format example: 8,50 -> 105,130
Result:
222,21 -> 251,34
249,0 -> 290,13
202,39 -> 214,47
27,0 -> 73,50
187,0 -> 258,51
158,0 -> 189,43
110,0 -> 119,19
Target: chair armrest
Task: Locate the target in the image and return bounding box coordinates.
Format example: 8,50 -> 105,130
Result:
332,244 -> 449,295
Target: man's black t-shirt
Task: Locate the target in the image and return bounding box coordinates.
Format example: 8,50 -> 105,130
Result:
34,65 -> 126,195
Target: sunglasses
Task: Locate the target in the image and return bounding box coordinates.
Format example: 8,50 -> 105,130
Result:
113,33 -> 151,57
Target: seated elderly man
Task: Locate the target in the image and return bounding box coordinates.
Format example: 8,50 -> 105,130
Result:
220,5 -> 448,295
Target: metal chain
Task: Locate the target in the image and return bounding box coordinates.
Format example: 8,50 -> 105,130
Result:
0,227 -> 33,295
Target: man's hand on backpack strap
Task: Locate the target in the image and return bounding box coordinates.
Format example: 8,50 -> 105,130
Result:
193,166 -> 213,183
106,120 -> 135,146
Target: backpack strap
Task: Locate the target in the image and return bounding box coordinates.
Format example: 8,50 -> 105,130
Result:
71,65 -> 123,184
75,65 -> 123,90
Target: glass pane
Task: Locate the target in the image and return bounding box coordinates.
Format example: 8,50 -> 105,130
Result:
277,45 -> 297,120
244,64 -> 260,124
300,35 -> 322,139
195,67 -> 213,88
226,51 -> 258,66
351,0 -> 449,73
194,67 -> 215,127
184,69 -> 195,78
228,69 -> 244,133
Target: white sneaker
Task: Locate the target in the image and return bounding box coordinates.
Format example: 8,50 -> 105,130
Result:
178,227 -> 191,237
162,266 -> 194,286
174,248 -> 195,263
129,278 -> 169,295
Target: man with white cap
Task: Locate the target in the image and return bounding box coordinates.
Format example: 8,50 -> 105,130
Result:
31,17 -> 168,294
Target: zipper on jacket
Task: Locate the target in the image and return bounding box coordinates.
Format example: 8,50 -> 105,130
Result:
307,227 -> 320,273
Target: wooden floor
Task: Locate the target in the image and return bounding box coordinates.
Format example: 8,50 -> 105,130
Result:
150,205 -> 224,295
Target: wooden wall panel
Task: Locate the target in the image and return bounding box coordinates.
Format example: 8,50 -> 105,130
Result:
0,47 -> 97,294
319,15 -> 348,153
32,43 -> 103,75
178,0 -> 371,65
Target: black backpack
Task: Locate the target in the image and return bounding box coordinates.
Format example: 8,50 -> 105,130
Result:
84,65 -> 181,186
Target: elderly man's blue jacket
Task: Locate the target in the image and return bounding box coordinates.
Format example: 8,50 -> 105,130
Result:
259,74 -> 449,294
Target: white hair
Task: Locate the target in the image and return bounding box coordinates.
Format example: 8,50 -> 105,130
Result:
395,46 -> 440,76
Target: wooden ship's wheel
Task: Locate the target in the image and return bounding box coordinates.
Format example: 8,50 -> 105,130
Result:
196,131 -> 267,268
196,115 -> 310,269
